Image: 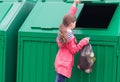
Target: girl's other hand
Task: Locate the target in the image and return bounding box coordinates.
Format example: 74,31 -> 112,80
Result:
82,37 -> 90,44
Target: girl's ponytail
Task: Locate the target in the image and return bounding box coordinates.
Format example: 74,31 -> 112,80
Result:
58,24 -> 67,45
58,14 -> 76,45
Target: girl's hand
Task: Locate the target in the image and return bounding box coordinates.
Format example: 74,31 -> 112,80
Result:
72,0 -> 80,7
82,37 -> 90,43
74,0 -> 80,5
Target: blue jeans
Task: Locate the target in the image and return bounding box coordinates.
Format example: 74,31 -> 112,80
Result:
55,73 -> 67,82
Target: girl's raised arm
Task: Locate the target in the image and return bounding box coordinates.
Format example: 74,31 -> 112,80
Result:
68,0 -> 80,15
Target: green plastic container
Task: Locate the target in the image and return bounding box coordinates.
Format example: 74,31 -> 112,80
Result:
17,1 -> 120,82
70,2 -> 120,82
0,1 -> 35,82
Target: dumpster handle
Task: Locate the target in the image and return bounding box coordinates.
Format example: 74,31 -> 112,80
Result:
31,26 -> 54,30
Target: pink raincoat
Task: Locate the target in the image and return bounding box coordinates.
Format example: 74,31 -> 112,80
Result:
54,6 -> 88,78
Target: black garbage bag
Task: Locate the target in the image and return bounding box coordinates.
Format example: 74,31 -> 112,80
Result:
77,44 -> 96,73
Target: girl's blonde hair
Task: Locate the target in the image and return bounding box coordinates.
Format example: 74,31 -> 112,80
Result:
58,14 -> 76,45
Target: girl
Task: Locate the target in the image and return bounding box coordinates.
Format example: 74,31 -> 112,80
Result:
54,0 -> 89,82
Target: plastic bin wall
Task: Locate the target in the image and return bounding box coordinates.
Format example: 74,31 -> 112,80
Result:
17,2 -> 120,82
0,1 -> 35,82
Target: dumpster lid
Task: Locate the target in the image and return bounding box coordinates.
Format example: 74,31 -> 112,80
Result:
26,2 -> 82,30
0,3 -> 13,23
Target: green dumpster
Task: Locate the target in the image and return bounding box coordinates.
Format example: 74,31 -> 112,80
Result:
17,2 -> 80,82
70,2 -> 120,82
17,1 -> 120,82
0,1 -> 35,82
